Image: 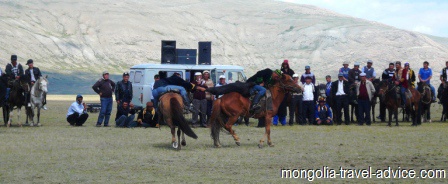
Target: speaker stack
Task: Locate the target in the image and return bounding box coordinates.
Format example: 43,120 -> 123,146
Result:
160,40 -> 212,65
161,40 -> 176,64
198,41 -> 211,65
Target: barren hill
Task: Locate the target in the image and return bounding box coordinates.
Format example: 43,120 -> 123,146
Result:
0,0 -> 447,93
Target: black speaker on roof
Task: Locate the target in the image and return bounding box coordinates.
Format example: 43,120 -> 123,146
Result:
176,49 -> 197,65
161,40 -> 176,64
198,41 -> 211,65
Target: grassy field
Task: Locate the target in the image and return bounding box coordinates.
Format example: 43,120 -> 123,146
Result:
0,95 -> 447,183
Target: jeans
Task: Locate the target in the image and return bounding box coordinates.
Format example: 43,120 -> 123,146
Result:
67,112 -> 89,126
358,99 -> 371,125
152,85 -> 188,109
400,86 -> 407,106
250,85 -> 266,105
115,114 -> 135,127
97,97 -> 113,126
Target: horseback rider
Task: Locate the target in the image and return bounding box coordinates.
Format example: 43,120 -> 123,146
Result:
300,66 -> 316,84
339,61 -> 350,81
382,62 -> 396,82
246,68 -> 282,112
392,61 -> 411,108
281,59 -> 295,76
348,62 -> 362,104
24,59 -> 47,110
418,61 -> 436,103
361,60 -> 376,82
438,61 -> 448,100
5,55 -> 24,100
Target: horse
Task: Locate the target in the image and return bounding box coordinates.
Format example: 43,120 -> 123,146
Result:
26,76 -> 48,126
348,83 -> 358,123
378,81 -> 400,126
439,83 -> 448,122
210,73 -> 301,148
371,79 -> 381,123
417,82 -> 432,123
6,76 -> 30,127
159,92 -> 197,150
404,86 -> 421,126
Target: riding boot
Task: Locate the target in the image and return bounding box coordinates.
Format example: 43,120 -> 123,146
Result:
183,98 -> 196,113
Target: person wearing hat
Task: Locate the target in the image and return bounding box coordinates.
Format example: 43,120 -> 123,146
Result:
348,62 -> 362,84
438,61 -> 448,101
288,74 -> 304,125
418,61 -> 436,103
115,72 -> 133,106
149,74 -> 160,102
361,60 -> 376,81
192,72 -> 208,127
300,66 -> 316,84
129,101 -> 159,128
378,62 -> 396,121
392,61 -> 410,107
315,97 -> 333,125
202,70 -> 214,123
325,75 -> 332,97
66,94 -> 89,126
24,59 -> 45,109
246,68 -> 282,112
92,71 -> 116,127
215,75 -> 227,98
302,76 -> 315,125
339,61 -> 350,81
281,59 -> 295,77
5,55 -> 24,81
356,73 -> 376,125
331,73 -> 351,125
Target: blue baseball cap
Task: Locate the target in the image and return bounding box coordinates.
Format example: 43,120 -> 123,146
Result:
305,66 -> 310,69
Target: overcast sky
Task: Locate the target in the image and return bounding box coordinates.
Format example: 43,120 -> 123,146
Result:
279,0 -> 448,38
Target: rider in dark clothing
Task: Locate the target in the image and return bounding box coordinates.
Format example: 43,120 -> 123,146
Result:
281,60 -> 295,76
246,68 -> 282,111
5,55 -> 24,101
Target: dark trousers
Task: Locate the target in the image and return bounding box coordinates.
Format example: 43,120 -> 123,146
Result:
379,98 -> 386,121
335,95 -> 350,124
358,99 -> 371,125
289,95 -> 302,125
302,101 -> 314,125
206,100 -> 213,122
67,112 -> 89,126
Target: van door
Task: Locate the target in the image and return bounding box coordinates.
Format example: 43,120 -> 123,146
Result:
210,68 -> 217,84
131,69 -> 145,108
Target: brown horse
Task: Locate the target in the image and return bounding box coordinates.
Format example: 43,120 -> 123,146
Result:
404,87 -> 421,126
210,74 -> 301,148
159,92 -> 197,150
417,82 -> 431,123
378,81 -> 400,126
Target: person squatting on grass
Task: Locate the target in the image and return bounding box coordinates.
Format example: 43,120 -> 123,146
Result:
315,97 -> 333,125
115,101 -> 136,128
66,94 -> 89,126
92,71 -> 116,127
129,102 -> 159,128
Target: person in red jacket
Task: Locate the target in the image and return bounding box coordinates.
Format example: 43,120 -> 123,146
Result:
392,61 -> 409,107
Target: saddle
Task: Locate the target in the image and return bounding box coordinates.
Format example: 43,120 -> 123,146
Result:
249,90 -> 273,114
159,88 -> 181,97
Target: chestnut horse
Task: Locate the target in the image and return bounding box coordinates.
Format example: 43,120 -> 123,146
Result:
210,74 -> 301,148
417,82 -> 431,123
159,92 -> 197,150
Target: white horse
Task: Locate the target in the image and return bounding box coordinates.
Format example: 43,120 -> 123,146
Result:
26,76 -> 48,126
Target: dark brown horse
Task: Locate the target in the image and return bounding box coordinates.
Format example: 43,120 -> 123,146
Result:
159,92 -> 197,150
210,74 -> 301,148
439,83 -> 448,122
371,79 -> 381,123
378,81 -> 400,126
7,77 -> 29,127
417,82 -> 431,123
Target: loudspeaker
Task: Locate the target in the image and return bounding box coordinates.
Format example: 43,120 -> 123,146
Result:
176,49 -> 197,65
161,40 -> 176,64
198,41 -> 211,65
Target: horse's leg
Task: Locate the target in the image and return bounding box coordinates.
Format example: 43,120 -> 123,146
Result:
395,108 -> 399,126
372,103 -> 375,123
8,108 -> 13,127
259,115 -> 273,148
171,125 -> 178,149
181,132 -> 186,146
223,116 -> 240,146
17,108 -> 22,127
387,109 -> 392,127
37,107 -> 41,126
176,128 -> 181,150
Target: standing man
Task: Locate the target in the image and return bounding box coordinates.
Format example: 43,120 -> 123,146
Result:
302,76 -> 315,125
66,94 -> 89,126
362,60 -> 376,81
115,72 -> 133,105
289,74 -> 303,126
418,61 -> 436,102
215,75 -> 227,98
331,73 -> 351,125
300,66 -> 316,84
339,61 -> 350,81
192,72 -> 208,128
325,75 -> 332,97
356,73 -> 376,125
24,59 -> 46,109
92,71 -> 116,127
202,70 -> 214,123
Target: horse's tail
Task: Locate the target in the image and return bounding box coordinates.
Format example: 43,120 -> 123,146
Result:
210,98 -> 222,144
170,98 -> 197,139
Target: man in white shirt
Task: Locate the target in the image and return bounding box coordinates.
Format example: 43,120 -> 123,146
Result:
302,76 -> 315,125
66,94 -> 89,126
331,73 -> 350,125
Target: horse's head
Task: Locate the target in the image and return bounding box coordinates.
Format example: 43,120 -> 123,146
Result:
278,74 -> 302,93
37,76 -> 49,94
317,84 -> 327,98
377,81 -> 389,96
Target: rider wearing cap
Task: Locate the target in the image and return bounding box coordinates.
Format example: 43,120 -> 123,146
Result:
5,55 -> 24,100
348,62 -> 362,84
361,60 -> 376,81
246,68 -> 282,111
24,59 -> 46,109
300,65 -> 316,84
392,61 -> 411,107
115,72 -> 133,105
339,61 -> 350,81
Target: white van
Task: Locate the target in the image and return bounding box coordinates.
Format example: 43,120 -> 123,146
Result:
129,63 -> 246,108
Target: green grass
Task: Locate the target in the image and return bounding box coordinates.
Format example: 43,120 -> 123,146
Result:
0,99 -> 447,183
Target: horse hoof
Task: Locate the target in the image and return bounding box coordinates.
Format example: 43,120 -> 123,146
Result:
172,142 -> 178,149
235,142 -> 241,146
395,124 -> 399,126
214,144 -> 221,148
181,141 -> 186,146
30,124 -> 34,127
37,123 -> 41,127
258,144 -> 263,149
268,142 -> 274,147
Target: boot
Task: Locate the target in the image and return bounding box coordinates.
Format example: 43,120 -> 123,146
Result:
279,116 -> 286,126
272,115 -> 279,125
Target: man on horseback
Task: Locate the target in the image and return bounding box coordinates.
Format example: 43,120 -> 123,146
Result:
393,61 -> 411,108
5,55 -> 24,100
24,59 -> 46,110
361,60 -> 376,82
246,68 -> 282,112
378,62 -> 396,121
439,61 -> 448,100
418,61 -> 436,103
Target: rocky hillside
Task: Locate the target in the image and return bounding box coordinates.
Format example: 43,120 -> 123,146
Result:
0,0 -> 447,93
